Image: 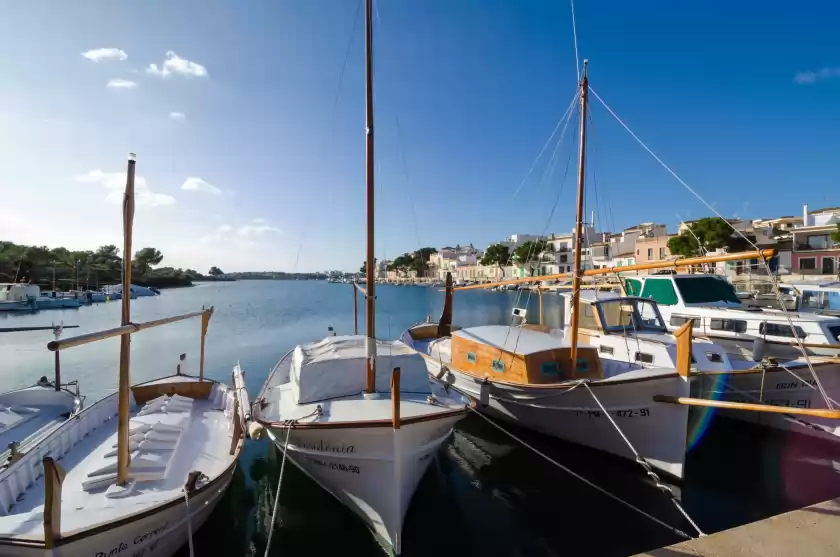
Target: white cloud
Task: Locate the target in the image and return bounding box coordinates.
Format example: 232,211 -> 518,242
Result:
249,217 -> 267,224
82,48 -> 128,63
237,223 -> 282,236
181,177 -> 221,195
107,78 -> 137,89
74,169 -> 176,207
146,51 -> 208,79
169,112 -> 186,121
794,67 -> 840,85
218,224 -> 233,233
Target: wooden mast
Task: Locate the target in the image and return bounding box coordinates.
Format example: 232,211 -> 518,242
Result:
364,0 -> 376,394
569,60 -> 589,369
117,153 -> 136,486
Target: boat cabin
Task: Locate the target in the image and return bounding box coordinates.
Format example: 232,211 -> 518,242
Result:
560,290 -> 669,337
0,283 -> 40,302
785,281 -> 840,315
450,325 -> 603,383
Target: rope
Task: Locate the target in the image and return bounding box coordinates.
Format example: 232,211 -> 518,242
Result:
264,424 -> 293,557
581,383 -> 706,538
183,489 -> 195,557
589,86 -> 833,410
468,407 -> 693,540
569,0 -> 581,82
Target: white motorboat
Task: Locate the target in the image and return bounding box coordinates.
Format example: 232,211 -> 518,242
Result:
0,284 -> 38,312
622,273 -> 840,363
0,154 -> 245,557
251,4 -> 470,553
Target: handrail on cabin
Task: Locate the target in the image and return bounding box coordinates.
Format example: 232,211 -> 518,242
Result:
454,249 -> 777,292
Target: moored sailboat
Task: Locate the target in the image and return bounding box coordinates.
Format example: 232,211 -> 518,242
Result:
250,1 -> 470,554
0,154 -> 246,557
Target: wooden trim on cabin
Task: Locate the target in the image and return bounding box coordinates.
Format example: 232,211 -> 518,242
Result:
131,379 -> 214,405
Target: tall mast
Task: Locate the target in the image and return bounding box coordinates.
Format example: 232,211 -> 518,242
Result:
569,60 -> 588,369
117,153 -> 136,486
364,0 -> 376,394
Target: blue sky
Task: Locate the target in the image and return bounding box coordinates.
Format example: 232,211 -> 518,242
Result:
0,1 -> 837,273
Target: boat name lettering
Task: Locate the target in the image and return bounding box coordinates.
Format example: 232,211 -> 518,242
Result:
311,457 -> 360,474
93,523 -> 168,557
575,409 -> 650,418
299,440 -> 356,454
775,380 -> 817,390
728,397 -> 812,409
133,522 -> 168,544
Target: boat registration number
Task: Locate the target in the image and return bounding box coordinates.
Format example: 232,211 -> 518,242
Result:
575,409 -> 650,418
311,457 -> 360,474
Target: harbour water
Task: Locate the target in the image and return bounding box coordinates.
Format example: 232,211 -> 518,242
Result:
2,280 -> 840,556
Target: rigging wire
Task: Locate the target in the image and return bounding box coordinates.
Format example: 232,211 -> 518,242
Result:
512,90 -> 580,199
569,0 -> 582,83
332,0 -> 363,112
589,86 -> 833,409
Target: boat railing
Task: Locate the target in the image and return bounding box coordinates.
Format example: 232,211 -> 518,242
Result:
46,307 -> 215,387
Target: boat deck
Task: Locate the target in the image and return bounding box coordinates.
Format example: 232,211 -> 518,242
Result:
264,380 -> 467,424
0,387 -> 78,465
0,380 -> 236,542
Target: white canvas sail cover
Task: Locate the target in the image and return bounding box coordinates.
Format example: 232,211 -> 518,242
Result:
291,335 -> 432,404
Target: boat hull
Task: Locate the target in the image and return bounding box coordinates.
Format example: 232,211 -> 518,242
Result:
698,335 -> 840,363
425,360 -> 690,478
265,415 -> 462,555
0,463 -> 236,557
692,362 -> 840,441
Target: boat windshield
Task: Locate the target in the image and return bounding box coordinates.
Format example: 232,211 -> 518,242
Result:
673,276 -> 740,304
597,298 -> 667,333
830,325 -> 840,343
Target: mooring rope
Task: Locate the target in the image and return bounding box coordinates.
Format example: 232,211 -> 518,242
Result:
581,382 -> 706,537
468,407 -> 694,540
183,490 -> 195,557
264,423 -> 294,557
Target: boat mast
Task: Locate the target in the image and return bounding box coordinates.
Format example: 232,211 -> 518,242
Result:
569,60 -> 588,369
364,0 -> 376,394
117,153 -> 136,485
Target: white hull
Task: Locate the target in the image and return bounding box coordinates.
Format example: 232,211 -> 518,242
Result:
0,464 -> 235,557
710,336 -> 838,363
425,360 -> 690,478
693,362 -> 840,441
265,415 -> 462,555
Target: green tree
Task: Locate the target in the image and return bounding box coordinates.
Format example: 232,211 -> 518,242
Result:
133,247 -> 164,277
667,217 -> 740,258
388,253 -> 414,277
513,240 -> 549,276
480,243 -> 511,277
832,223 -> 840,244
359,258 -> 377,275
208,266 -> 224,277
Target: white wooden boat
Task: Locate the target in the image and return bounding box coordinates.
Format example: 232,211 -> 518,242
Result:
622,273 -> 840,363
0,154 -> 245,557
0,284 -> 38,312
253,338 -> 469,554
252,3 -> 469,553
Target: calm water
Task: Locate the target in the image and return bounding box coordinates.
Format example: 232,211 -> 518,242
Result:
2,281 -> 840,556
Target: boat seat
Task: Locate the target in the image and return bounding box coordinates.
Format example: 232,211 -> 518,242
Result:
83,395 -> 189,495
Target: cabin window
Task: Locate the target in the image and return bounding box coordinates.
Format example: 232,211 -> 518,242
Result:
705,352 -> 723,363
491,359 -> 505,373
578,303 -> 599,329
540,362 -> 559,376
829,326 -> 840,343
467,352 -> 477,364
635,352 -> 654,364
640,279 -> 679,305
599,345 -> 614,355
670,315 -> 696,328
624,278 -> 643,296
709,318 -> 747,333
760,322 -> 806,339
673,276 -> 739,304
575,359 -> 589,373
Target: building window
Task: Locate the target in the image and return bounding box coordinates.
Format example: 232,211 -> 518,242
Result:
807,235 -> 830,250
709,318 -> 747,333
491,359 -> 505,373
467,352 -> 477,364
799,257 -> 817,271
659,247 -> 667,259
647,248 -> 653,258
759,322 -> 806,339
637,249 -> 640,255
